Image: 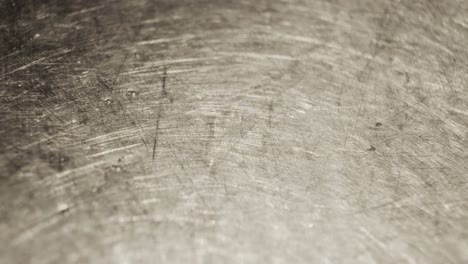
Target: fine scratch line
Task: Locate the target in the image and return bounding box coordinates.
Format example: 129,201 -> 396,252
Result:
0,49 -> 73,80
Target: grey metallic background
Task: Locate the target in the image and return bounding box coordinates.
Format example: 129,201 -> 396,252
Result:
1,0 -> 468,263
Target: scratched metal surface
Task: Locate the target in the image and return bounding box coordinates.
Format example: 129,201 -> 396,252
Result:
1,0 -> 468,263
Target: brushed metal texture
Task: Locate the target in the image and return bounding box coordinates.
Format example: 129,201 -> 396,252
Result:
1,0 -> 467,263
